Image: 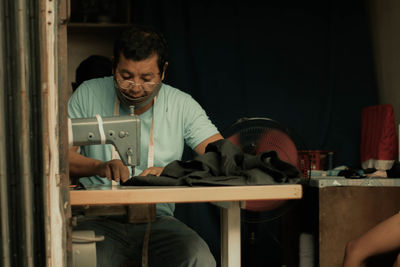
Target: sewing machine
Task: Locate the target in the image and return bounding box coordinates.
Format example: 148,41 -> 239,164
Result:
67,106 -> 140,166
67,106 -> 140,267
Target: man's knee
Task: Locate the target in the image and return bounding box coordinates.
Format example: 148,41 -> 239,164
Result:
344,239 -> 358,257
181,240 -> 216,267
393,252 -> 400,267
343,238 -> 366,267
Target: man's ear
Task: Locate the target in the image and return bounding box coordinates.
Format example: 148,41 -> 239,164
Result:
161,62 -> 168,80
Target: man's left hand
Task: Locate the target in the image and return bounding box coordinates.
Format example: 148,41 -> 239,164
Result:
139,167 -> 164,177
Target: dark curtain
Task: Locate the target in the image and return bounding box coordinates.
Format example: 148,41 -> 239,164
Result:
134,0 -> 378,167
132,0 -> 378,265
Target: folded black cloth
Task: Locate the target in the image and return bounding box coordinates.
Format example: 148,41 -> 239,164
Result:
121,139 -> 301,187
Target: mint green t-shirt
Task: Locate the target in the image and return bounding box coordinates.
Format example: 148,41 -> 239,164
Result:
68,76 -> 219,216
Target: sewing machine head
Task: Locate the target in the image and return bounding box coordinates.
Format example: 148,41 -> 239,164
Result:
68,106 -> 140,166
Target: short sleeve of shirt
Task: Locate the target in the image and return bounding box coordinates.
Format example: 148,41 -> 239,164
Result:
181,95 -> 219,149
68,77 -> 115,119
68,83 -> 88,119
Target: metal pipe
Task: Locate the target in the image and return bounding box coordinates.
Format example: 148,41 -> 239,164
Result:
0,1 -> 11,266
14,0 -> 35,265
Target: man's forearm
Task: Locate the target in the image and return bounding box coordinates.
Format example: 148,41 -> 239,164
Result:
69,148 -> 102,178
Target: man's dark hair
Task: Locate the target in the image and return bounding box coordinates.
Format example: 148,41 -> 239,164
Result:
113,25 -> 168,75
72,55 -> 112,91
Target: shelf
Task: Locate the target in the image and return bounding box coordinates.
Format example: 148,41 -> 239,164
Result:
67,22 -> 131,28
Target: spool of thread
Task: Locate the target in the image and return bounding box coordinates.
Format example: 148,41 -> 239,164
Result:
327,152 -> 334,170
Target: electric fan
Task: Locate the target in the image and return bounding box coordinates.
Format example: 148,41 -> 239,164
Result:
223,117 -> 300,212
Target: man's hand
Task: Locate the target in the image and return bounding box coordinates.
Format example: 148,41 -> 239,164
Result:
94,159 -> 131,183
69,147 -> 131,183
138,167 -> 164,177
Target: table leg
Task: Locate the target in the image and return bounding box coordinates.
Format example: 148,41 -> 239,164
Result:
221,201 -> 241,267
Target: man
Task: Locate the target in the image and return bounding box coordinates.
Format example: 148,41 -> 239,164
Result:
68,25 -> 223,267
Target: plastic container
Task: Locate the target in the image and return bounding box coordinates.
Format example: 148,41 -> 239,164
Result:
297,150 -> 334,178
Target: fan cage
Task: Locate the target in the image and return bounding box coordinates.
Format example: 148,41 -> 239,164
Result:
222,117 -> 302,212
222,117 -> 301,167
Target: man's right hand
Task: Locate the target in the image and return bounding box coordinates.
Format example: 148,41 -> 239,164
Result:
69,147 -> 131,183
94,159 -> 130,183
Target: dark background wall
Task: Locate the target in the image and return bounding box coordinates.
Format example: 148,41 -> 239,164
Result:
68,0 -> 379,266
134,0 -> 378,168
130,1 -> 378,266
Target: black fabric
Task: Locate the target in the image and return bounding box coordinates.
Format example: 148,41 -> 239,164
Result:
122,139 -> 300,186
387,161 -> 400,178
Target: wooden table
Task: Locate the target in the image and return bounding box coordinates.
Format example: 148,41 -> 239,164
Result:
70,184 -> 303,267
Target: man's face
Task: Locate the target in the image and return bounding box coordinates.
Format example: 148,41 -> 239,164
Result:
114,53 -> 164,99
